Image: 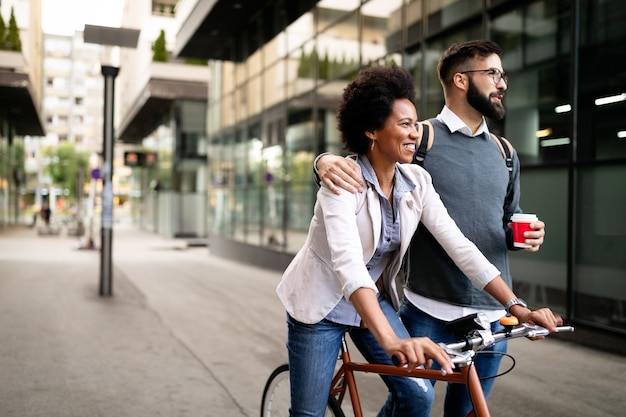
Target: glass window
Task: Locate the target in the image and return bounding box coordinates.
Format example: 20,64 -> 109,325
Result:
235,85 -> 246,122
220,92 -> 235,130
362,0 -> 404,60
232,127 -> 247,243
247,74 -> 262,118
492,1 -> 573,166
285,9 -> 314,54
263,32 -> 287,68
578,0 -> 626,162
287,42 -> 317,98
406,0 -> 424,45
574,164 -> 626,331
263,61 -> 286,109
235,61 -> 246,90
427,0 -> 482,35
317,12 -> 359,81
245,122 -> 264,246
247,48 -> 263,78
45,57 -> 72,72
317,0 -> 360,32
247,123 -> 264,186
221,61 -> 236,95
509,168 -> 569,317
262,144 -> 285,247
285,105 -> 316,252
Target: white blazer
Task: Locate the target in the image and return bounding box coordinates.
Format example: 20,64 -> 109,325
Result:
276,159 -> 499,324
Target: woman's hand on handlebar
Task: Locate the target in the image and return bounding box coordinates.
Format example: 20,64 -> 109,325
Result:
388,337 -> 454,375
511,305 -> 563,337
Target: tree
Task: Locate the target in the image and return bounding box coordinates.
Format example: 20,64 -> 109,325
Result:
5,7 -> 22,52
152,29 -> 167,62
42,142 -> 89,202
0,13 -> 6,50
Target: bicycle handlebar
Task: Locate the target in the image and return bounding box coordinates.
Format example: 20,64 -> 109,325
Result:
445,323 -> 574,353
392,321 -> 574,367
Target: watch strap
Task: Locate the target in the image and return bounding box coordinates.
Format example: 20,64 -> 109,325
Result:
505,298 -> 527,315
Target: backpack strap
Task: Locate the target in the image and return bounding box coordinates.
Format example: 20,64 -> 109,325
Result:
490,133 -> 513,173
412,120 -> 434,166
413,120 -> 514,174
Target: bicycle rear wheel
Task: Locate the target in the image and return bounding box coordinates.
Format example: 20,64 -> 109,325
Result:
260,364 -> 345,417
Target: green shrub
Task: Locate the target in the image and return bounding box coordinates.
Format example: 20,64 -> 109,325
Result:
5,7 -> 22,51
152,29 -> 167,62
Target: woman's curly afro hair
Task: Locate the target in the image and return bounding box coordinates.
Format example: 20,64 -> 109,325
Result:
337,64 -> 416,154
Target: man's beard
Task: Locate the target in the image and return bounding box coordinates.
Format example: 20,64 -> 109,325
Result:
467,79 -> 506,120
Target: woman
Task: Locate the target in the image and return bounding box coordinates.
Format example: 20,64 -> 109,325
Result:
276,65 -> 552,417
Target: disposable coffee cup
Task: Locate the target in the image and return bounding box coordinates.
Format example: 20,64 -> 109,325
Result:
511,213 -> 538,248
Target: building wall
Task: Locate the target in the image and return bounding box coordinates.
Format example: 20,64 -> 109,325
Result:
203,0 -> 626,336
117,0 -> 209,239
2,0 -> 44,108
0,0 -> 43,228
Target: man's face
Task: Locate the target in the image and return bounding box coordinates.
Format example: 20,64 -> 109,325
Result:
465,55 -> 507,120
466,78 -> 506,120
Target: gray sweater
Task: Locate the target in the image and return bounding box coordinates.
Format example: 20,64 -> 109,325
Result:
404,118 -> 521,309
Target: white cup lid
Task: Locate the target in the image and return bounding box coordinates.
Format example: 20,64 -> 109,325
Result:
511,213 -> 538,222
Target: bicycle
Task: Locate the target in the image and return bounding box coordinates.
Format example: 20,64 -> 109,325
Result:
260,313 -> 574,417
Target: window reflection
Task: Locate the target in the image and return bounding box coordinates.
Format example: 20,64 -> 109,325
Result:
317,11 -> 359,82
427,0 -> 482,34
362,0 -> 404,56
492,2 -> 572,165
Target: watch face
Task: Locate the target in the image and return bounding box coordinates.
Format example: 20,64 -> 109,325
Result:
506,298 -> 527,313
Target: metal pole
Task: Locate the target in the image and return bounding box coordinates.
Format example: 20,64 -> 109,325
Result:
99,65 -> 119,296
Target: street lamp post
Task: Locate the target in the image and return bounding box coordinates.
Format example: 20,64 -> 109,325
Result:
84,24 -> 139,297
99,65 -> 119,296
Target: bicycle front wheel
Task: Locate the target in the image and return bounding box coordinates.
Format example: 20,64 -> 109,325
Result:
261,364 -> 290,417
260,364 -> 345,417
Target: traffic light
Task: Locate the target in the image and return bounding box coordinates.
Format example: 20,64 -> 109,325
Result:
124,151 -> 158,167
143,152 -> 157,168
124,151 -> 141,167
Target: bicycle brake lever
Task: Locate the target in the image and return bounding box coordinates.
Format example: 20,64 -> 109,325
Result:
520,323 -> 550,338
439,343 -> 475,367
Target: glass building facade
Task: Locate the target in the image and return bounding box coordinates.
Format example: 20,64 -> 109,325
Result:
203,0 -> 626,337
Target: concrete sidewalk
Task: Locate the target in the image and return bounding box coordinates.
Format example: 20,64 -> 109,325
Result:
0,223 -> 624,417
0,225 -> 243,417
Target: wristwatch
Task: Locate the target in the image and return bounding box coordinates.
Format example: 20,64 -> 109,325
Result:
504,298 -> 528,315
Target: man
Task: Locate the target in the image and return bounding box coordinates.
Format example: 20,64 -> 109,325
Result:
316,40 -> 550,416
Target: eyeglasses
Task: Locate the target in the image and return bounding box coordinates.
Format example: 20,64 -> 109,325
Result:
460,68 -> 508,85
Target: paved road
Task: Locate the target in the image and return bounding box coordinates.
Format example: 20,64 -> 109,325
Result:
0,223 -> 624,416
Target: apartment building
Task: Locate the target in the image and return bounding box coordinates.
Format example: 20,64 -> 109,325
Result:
42,32 -> 104,153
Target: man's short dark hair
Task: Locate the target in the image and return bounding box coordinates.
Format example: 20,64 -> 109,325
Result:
437,40 -> 503,86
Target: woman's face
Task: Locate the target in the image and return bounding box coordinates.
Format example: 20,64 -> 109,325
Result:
370,98 -> 418,164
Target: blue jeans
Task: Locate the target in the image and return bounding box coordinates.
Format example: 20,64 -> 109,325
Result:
399,299 -> 507,417
286,293 -> 434,417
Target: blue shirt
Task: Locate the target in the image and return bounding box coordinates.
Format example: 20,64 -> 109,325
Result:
325,155 -> 414,326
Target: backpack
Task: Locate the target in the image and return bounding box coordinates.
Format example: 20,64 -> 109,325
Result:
412,120 -> 513,176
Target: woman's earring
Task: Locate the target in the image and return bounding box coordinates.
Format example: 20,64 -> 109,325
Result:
370,140 -> 375,151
